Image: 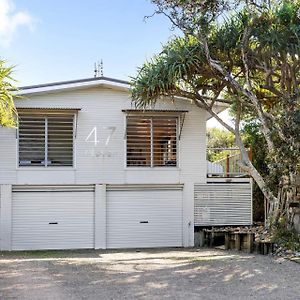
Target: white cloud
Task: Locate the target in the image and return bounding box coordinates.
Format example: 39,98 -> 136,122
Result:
0,0 -> 33,46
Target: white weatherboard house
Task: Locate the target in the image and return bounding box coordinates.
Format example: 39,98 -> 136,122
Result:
0,77 -> 252,251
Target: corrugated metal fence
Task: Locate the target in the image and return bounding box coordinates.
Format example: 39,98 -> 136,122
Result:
194,181 -> 252,226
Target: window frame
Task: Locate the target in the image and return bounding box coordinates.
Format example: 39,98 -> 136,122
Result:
17,111 -> 76,169
125,114 -> 180,168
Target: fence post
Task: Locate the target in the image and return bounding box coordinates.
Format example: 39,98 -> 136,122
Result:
226,154 -> 230,177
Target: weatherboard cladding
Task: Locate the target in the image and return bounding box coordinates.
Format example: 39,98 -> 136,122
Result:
0,126 -> 17,183
0,86 -> 207,185
0,77 -> 253,251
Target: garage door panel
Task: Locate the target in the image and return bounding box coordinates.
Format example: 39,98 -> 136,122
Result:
107,189 -> 182,248
12,191 -> 94,250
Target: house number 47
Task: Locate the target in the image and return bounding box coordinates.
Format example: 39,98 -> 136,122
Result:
85,126 -> 116,146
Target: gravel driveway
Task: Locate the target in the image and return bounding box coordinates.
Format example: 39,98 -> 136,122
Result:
0,248 -> 299,300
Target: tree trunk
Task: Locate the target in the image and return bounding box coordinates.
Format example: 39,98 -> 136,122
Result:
267,174 -> 300,230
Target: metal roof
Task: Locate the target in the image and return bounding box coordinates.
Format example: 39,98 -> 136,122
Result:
17,76 -> 131,96
20,76 -> 129,91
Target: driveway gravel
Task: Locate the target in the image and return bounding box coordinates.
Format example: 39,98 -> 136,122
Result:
0,248 -> 299,300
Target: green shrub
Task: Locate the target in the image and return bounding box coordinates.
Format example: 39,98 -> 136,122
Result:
272,218 -> 300,251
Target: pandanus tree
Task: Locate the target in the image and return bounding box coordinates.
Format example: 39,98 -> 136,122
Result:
0,60 -> 17,127
131,0 -> 300,228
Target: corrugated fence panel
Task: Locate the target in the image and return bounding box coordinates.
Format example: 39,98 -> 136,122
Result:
12,191 -> 94,250
194,183 -> 252,226
107,189 -> 183,248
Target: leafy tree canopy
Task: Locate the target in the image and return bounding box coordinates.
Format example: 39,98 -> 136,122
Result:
207,127 -> 235,150
131,0 -> 300,225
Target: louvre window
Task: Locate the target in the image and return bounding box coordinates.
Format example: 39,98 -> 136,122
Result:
18,113 -> 74,167
126,116 -> 177,167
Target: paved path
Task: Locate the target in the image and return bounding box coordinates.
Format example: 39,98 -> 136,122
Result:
0,248 -> 299,300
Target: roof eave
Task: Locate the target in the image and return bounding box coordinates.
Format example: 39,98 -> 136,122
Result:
17,78 -> 130,96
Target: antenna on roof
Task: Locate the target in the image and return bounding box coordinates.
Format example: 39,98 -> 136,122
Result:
99,59 -> 103,77
94,60 -> 103,77
94,62 -> 98,78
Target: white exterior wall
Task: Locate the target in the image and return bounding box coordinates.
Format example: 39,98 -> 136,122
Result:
0,127 -> 17,183
0,87 -> 207,185
0,86 -> 208,249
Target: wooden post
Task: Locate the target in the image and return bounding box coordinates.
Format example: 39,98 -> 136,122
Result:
235,233 -> 241,251
225,232 -> 230,250
210,231 -> 214,247
226,154 -> 230,177
247,233 -> 254,253
204,230 -> 207,246
264,197 -> 268,227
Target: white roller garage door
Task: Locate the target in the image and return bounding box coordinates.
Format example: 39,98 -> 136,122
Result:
107,187 -> 183,248
12,186 -> 94,250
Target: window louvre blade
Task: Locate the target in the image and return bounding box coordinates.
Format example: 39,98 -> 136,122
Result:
18,116 -> 45,166
126,117 -> 151,166
126,116 -> 177,167
47,116 -> 74,166
18,114 -> 74,167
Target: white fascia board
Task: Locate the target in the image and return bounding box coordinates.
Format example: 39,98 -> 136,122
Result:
17,80 -> 130,96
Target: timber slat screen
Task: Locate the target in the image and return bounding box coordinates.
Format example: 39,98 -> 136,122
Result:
18,114 -> 74,167
126,116 -> 177,167
194,183 -> 252,226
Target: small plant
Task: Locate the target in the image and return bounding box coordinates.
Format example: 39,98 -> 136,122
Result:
272,217 -> 300,252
